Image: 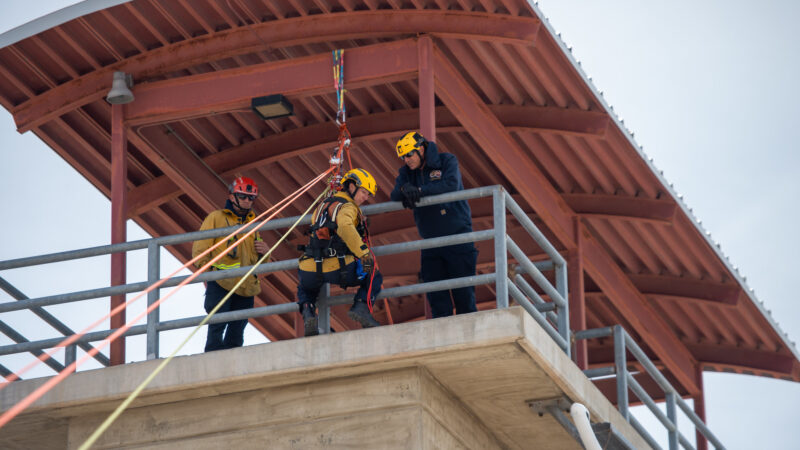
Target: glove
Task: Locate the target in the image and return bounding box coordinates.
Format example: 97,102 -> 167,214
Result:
360,253 -> 374,275
401,183 -> 421,205
401,197 -> 415,209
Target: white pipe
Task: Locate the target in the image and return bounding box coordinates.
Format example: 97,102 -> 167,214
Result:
570,403 -> 602,450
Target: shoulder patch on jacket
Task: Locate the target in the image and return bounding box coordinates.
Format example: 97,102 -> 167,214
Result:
429,170 -> 442,180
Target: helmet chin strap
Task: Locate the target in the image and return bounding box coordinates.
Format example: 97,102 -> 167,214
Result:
231,195 -> 250,215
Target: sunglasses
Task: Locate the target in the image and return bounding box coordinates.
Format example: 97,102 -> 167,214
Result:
401,150 -> 419,160
234,193 -> 257,201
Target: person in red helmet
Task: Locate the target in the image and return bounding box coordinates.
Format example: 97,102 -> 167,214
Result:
192,176 -> 269,352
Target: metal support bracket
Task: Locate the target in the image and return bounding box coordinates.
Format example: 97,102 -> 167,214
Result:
527,396 -> 572,417
527,396 -> 635,450
527,396 -> 584,446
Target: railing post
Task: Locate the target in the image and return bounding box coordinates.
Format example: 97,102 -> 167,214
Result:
146,241 -> 160,359
666,391 -> 678,450
613,325 -> 629,420
555,260 -> 570,358
493,187 -> 508,308
319,283 -> 331,334
65,344 -> 77,367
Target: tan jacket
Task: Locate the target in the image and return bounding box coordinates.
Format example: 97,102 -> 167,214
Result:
192,208 -> 262,297
299,191 -> 369,273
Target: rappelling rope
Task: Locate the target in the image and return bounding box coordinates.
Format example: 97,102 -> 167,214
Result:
0,169 -> 329,391
78,186 -> 331,450
361,219 -> 379,314
0,169 -> 333,429
332,47 -> 379,312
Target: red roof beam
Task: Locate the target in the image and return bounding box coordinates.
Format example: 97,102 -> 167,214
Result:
125,39 -> 419,126
627,273 -> 740,306
12,10 -> 539,133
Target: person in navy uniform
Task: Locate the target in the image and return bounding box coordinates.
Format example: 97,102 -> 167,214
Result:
390,131 -> 478,318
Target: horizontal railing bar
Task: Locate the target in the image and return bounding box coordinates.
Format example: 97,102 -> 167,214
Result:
0,324 -> 147,356
0,363 -> 14,380
360,185 -> 501,216
623,332 -> 676,395
0,186 -> 503,271
676,395 -> 726,449
508,282 -> 568,350
375,230 -> 494,256
629,414 -> 663,450
513,274 -> 559,321
0,320 -> 65,372
0,229 -> 493,314
0,303 -> 299,356
322,273 -> 497,306
156,303 -> 300,332
575,327 -> 613,340
528,260 -> 555,272
507,238 -> 566,308
503,192 -> 566,267
0,274 -> 499,356
627,373 -> 678,433
582,366 -> 616,378
0,276 -> 110,366
679,433 -> 696,450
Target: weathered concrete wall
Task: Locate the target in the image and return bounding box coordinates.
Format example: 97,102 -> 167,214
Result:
67,367 -> 499,449
0,307 -> 652,449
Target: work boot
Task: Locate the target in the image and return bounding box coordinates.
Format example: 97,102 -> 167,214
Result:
348,300 -> 380,329
302,303 -> 319,336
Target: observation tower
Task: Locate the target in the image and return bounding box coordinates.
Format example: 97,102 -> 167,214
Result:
0,1 -> 797,448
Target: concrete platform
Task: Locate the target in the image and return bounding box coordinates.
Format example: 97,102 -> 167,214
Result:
0,307 -> 651,449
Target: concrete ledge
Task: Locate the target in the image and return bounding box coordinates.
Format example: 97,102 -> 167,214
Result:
0,307 -> 651,449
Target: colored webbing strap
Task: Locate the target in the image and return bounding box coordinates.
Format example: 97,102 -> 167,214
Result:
78,187 -> 331,450
332,48 -> 345,123
0,168 -> 333,429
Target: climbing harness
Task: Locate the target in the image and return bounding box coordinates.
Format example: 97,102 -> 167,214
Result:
301,193 -> 369,288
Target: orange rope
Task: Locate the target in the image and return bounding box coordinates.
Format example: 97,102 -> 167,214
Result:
0,171 -> 326,388
0,169 -> 332,428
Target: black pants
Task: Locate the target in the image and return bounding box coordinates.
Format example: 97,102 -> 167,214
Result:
421,245 -> 478,318
203,281 -> 254,352
297,260 -> 383,307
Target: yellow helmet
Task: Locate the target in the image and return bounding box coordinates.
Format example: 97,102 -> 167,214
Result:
396,131 -> 425,158
342,168 -> 378,196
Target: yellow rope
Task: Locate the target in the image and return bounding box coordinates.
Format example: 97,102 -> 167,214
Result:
79,187 -> 330,450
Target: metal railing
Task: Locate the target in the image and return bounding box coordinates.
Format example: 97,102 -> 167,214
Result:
576,326 -> 726,450
0,185 -> 570,368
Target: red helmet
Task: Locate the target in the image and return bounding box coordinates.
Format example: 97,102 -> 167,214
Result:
229,176 -> 258,196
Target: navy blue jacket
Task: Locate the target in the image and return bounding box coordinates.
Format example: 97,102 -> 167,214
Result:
390,142 -> 473,243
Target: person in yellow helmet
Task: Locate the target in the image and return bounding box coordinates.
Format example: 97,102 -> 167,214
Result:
192,176 -> 269,352
391,132 -> 478,318
297,168 -> 382,336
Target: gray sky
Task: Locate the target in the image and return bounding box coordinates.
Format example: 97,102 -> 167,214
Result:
1,1 -> 799,448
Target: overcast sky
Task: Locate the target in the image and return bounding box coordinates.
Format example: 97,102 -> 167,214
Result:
1,1 -> 799,448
